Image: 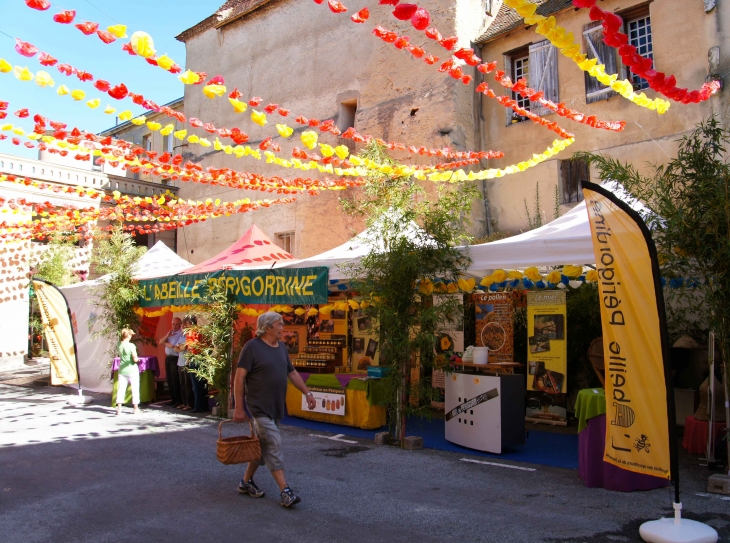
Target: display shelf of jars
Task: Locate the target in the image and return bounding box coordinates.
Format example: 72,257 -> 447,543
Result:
292,338 -> 346,373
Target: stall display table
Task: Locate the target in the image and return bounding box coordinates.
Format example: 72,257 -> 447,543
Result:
444,371 -> 525,454
110,356 -> 159,406
575,388 -> 668,491
683,415 -> 726,455
286,373 -> 387,429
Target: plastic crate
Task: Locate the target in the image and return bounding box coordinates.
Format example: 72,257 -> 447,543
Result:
367,366 -> 391,379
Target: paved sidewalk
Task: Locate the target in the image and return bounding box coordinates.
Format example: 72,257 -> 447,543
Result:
0,384 -> 728,543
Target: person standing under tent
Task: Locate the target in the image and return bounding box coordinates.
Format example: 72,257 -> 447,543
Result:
159,317 -> 184,407
116,328 -> 141,416
175,316 -> 196,411
233,312 -> 317,507
180,315 -> 209,413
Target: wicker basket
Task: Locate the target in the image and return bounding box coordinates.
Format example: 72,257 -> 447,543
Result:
216,420 -> 261,465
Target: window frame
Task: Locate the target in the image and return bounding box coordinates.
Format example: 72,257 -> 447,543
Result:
624,10 -> 653,91
276,231 -> 295,255
560,158 -> 590,204
503,40 -> 558,125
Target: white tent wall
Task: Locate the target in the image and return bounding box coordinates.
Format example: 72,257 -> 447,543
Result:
58,241 -> 193,393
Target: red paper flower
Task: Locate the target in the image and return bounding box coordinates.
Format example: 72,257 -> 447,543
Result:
97,30 -> 116,44
52,10 -> 76,23
259,137 -> 272,150
407,45 -> 425,58
313,0 -> 324,4
328,0 -> 347,13
15,39 -> 39,58
145,57 -> 158,67
169,64 -> 182,74
228,87 -> 242,99
50,120 -> 66,130
207,75 -> 225,85
25,0 -> 50,11
423,55 -> 439,65
131,93 -> 145,106
76,70 -> 94,82
75,22 -> 99,36
394,36 -> 410,49
379,0 -> 399,5
37,52 -> 57,66
193,72 -> 207,85
0,112 -> 7,120
121,42 -> 136,55
189,118 -> 203,128
94,79 -> 111,92
439,36 -> 458,50
108,83 -> 129,100
393,3 -> 418,20
57,64 -> 74,76
351,7 -> 369,23
295,115 -> 308,125
277,108 -> 289,116
425,27 -> 442,41
308,119 -> 320,127
14,109 -> 30,118
203,123 -> 217,134
249,97 -> 262,106
143,100 -> 159,111
411,8 -> 430,30
264,103 -> 279,114
24,141 -> 35,149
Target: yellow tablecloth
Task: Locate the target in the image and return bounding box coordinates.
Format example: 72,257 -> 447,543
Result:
286,382 -> 386,429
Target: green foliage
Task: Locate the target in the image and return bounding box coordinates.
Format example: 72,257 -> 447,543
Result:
523,182 -> 544,230
554,185 -> 561,220
186,281 -> 245,418
89,225 -> 148,360
565,283 -> 603,392
575,116 -> 730,435
340,141 -> 480,443
31,234 -> 79,286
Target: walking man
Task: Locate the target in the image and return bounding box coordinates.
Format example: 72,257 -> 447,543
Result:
233,312 -> 317,507
158,317 -> 184,407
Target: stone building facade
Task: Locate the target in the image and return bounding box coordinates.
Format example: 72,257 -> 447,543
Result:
476,0 -> 728,231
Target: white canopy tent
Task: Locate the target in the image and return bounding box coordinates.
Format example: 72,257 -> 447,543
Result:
280,182 -> 650,280
60,241 -> 193,393
462,181 -> 651,274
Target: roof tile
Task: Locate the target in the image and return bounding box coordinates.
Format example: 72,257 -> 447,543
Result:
476,0 -> 574,44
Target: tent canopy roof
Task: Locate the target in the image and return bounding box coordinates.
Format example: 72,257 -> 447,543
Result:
187,224 -> 295,274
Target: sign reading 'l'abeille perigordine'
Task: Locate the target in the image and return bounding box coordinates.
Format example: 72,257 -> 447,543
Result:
137,267 -> 330,307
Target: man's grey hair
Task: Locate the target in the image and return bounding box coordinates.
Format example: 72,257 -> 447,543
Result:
256,311 -> 283,337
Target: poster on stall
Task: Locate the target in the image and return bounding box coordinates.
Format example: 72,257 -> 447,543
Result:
474,292 -> 514,364
303,386 -> 346,416
525,290 -> 568,425
352,308 -> 379,371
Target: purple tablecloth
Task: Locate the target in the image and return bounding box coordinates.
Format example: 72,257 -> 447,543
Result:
578,414 -> 668,492
111,356 -> 160,378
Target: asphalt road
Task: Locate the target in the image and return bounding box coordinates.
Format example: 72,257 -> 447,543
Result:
1,384 -> 728,543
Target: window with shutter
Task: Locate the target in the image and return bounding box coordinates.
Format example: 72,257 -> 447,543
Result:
528,40 -> 558,116
626,14 -> 653,90
560,159 -> 590,204
583,22 -> 618,104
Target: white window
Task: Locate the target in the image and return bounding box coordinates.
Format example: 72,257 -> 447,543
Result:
627,14 -> 653,90
276,231 -> 295,255
504,40 -> 558,125
583,22 -> 618,103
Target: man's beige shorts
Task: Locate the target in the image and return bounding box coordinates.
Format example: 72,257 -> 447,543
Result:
253,416 -> 285,471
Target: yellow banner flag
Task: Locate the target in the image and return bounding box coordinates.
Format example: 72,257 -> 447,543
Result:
33,280 -> 79,386
583,183 -> 672,479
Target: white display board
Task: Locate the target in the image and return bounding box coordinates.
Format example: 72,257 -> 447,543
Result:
303,387 -> 345,416
445,373 -> 503,453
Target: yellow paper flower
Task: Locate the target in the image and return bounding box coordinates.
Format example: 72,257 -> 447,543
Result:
131,116 -> 146,126
86,98 -> 101,109
276,124 -> 293,138
70,89 -> 86,101
13,66 -> 33,81
203,84 -> 226,99
546,270 -> 563,284
156,55 -> 175,71
103,105 -> 116,114
178,70 -> 200,85
585,269 -> 599,283
319,143 -> 335,157
301,130 -> 318,150
229,98 -> 247,113
347,299 -> 360,310
107,24 -> 128,38
562,265 -> 583,278
214,138 -> 223,151
118,110 -> 133,121
12,126 -> 25,136
458,278 -> 475,292
251,110 -> 267,126
159,124 -> 174,136
307,308 -> 319,317
174,129 -> 187,140
130,31 -> 156,58
34,70 -> 55,87
199,138 -> 211,147
491,269 -> 507,283
523,267 -> 542,281
334,145 -> 350,160
0,59 -> 12,73
146,121 -> 162,131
